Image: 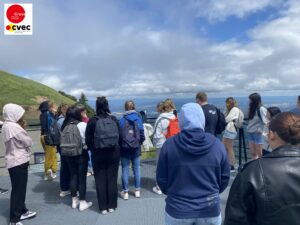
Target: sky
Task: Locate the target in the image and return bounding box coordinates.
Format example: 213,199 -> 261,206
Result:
0,0 -> 300,99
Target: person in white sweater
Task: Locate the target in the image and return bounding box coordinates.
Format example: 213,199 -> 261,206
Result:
152,100 -> 176,195
223,97 -> 240,171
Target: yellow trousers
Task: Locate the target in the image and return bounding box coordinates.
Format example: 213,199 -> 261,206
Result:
40,135 -> 57,174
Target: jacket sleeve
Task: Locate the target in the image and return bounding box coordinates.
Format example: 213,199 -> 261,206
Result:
224,171 -> 256,225
40,112 -> 48,135
225,107 -> 239,123
260,107 -> 269,125
85,118 -> 96,150
156,143 -> 168,194
219,145 -> 230,193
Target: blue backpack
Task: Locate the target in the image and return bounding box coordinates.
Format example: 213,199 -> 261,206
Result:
121,118 -> 140,149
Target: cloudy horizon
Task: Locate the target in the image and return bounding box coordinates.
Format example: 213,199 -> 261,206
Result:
1,0 -> 300,99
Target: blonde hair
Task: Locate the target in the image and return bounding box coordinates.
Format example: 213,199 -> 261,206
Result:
164,98 -> 176,112
157,101 -> 165,113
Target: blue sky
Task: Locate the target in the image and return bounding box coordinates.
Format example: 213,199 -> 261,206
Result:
0,0 -> 299,98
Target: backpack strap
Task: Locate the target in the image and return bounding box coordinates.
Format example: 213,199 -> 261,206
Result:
257,107 -> 263,122
153,116 -> 170,136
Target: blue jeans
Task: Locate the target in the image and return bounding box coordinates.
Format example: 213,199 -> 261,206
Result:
165,212 -> 221,225
121,156 -> 141,191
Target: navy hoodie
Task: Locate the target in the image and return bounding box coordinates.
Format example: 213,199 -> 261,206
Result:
119,111 -> 145,157
157,103 -> 230,219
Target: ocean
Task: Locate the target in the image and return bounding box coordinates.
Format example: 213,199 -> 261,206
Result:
88,95 -> 298,116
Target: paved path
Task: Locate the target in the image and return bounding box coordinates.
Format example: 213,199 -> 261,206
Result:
0,160 -> 235,225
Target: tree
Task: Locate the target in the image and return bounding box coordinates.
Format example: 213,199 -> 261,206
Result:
78,92 -> 95,117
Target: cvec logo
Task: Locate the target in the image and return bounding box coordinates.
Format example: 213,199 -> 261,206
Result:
4,3 -> 33,35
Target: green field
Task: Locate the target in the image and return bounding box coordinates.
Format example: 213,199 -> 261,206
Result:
0,70 -> 75,121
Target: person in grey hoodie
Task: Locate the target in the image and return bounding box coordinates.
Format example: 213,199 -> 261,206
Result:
2,104 -> 37,225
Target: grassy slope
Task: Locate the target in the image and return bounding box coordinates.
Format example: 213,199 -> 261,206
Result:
0,71 -> 75,121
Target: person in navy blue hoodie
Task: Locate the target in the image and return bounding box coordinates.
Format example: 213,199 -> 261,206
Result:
157,103 -> 230,225
119,100 -> 145,200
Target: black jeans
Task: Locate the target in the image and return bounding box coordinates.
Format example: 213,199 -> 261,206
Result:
67,150 -> 89,200
92,150 -> 120,211
9,162 -> 29,223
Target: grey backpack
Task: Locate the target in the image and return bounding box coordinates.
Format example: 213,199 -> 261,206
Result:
94,116 -> 119,149
60,121 -> 82,156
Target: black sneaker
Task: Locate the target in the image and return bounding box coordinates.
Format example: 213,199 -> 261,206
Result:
0,188 -> 8,194
20,211 -> 37,221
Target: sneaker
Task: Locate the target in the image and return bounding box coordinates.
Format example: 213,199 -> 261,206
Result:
20,210 -> 37,221
79,201 -> 93,211
86,172 -> 92,177
101,210 -> 108,215
59,190 -> 71,197
152,186 -> 162,195
135,190 -> 140,198
0,188 -> 8,194
108,208 -> 115,213
120,191 -> 129,200
9,222 -> 23,225
46,169 -> 56,180
72,197 -> 79,209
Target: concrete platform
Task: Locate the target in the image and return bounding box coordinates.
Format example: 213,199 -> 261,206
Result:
0,160 -> 235,225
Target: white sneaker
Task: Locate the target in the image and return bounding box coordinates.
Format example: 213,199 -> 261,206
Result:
79,201 -> 93,211
108,208 -> 115,213
20,210 -> 37,220
72,197 -> 79,209
135,190 -> 140,198
9,222 -> 23,225
101,210 -> 108,215
46,169 -> 56,180
120,191 -> 129,200
153,186 -> 162,195
59,190 -> 71,197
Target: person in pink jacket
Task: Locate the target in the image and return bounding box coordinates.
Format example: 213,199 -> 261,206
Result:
2,104 -> 37,225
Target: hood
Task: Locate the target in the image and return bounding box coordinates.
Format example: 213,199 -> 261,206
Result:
124,110 -> 140,122
178,103 -> 205,131
39,101 -> 49,112
3,103 -> 25,123
158,112 -> 175,120
174,129 -> 215,156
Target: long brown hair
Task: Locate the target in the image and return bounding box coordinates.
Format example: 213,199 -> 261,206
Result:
248,93 -> 262,120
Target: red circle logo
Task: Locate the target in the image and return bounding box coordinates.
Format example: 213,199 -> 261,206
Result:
6,4 -> 25,24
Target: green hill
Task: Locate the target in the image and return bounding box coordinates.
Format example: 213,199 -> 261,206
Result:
0,70 -> 75,123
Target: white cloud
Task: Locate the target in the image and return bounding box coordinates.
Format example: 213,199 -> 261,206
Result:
0,0 -> 299,99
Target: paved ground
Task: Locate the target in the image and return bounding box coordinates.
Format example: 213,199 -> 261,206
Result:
0,159 -> 235,225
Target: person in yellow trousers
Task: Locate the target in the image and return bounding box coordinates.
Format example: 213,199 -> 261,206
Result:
39,101 -> 59,180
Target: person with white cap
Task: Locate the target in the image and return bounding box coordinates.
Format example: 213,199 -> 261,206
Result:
157,103 -> 230,225
2,103 -> 37,225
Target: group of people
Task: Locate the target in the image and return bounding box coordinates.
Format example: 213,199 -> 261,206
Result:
0,93 -> 300,225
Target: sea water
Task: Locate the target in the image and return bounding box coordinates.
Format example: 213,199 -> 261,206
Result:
89,95 -> 298,115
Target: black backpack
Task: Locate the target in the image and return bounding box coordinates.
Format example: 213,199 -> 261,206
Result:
44,112 -> 61,146
121,118 -> 140,149
94,116 -> 119,149
60,121 -> 82,157
215,108 -> 227,135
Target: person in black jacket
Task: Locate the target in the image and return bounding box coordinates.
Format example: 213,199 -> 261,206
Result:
196,92 -> 224,136
224,112 -> 300,225
85,97 -> 120,215
39,101 -> 58,180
